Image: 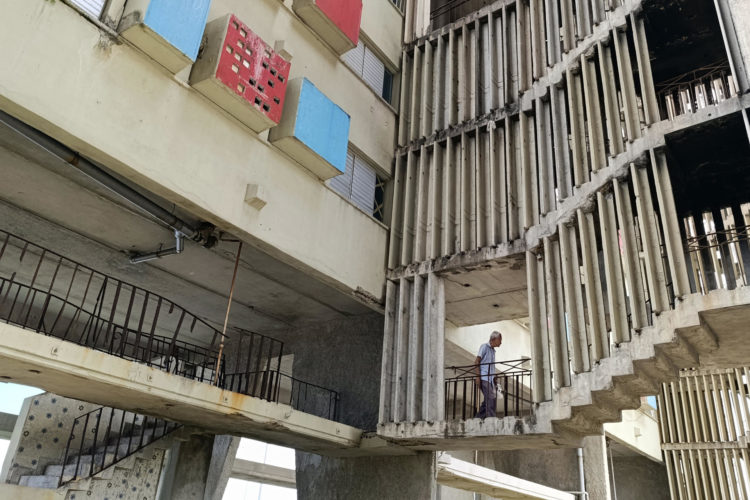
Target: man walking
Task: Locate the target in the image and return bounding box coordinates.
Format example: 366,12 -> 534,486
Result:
475,331 -> 502,418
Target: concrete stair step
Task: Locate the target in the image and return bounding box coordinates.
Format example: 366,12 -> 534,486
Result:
18,474 -> 60,489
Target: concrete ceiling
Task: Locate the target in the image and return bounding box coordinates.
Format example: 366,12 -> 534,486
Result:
443,260 -> 528,327
0,122 -> 373,341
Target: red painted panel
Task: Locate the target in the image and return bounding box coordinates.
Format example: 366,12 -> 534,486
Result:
214,15 -> 291,124
315,0 -> 363,46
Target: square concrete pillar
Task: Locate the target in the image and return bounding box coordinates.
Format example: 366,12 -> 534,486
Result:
190,14 -> 292,133
119,0 -> 212,73
292,0 -> 363,55
269,78 -> 350,180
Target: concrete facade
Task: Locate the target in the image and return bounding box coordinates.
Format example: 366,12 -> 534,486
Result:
1,0 -> 750,499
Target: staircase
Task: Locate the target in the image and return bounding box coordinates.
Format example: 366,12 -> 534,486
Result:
16,405 -> 181,495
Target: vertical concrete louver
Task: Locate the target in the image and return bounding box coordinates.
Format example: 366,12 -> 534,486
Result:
659,368 -> 750,499
379,0 -> 717,431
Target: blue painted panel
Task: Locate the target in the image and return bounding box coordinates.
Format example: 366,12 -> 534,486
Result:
144,0 -> 212,61
293,79 -> 350,173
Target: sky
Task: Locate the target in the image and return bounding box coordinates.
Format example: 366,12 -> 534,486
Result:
0,382 -> 44,415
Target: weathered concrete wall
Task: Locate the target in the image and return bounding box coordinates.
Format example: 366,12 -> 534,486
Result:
610,456 -> 669,500
1,392 -> 166,500
289,315 -> 438,499
158,433 -> 239,500
167,434 -> 213,500
279,314 -> 384,430
296,452 -> 437,500
0,0 -> 389,304
604,406 -> 662,463
582,436 -> 611,500
482,448 -> 580,493
1,392 -> 100,484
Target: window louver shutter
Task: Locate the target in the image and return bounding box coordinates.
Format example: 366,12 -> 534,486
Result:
351,157 -> 376,213
362,47 -> 385,97
328,152 -> 355,198
342,41 -> 366,76
69,0 -> 106,18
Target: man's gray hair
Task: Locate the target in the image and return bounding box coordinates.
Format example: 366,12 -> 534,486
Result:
490,331 -> 502,341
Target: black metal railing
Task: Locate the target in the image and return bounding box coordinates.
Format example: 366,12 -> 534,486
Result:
444,359 -> 533,420
683,206 -> 750,294
656,61 -> 736,120
0,229 -> 345,422
58,406 -> 181,487
224,370 -> 339,421
0,229 -> 282,390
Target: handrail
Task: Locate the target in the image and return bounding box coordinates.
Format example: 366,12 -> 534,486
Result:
224,369 -> 340,421
58,405 -> 181,487
0,228 -> 282,397
0,228 -> 346,423
445,359 -> 532,379
444,361 -> 533,420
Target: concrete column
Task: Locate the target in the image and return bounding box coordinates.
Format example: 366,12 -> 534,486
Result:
610,455 -> 670,500
583,435 -> 612,500
160,433 -> 239,500
296,452 -> 437,500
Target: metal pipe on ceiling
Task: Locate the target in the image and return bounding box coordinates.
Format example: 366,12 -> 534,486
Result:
0,109 -> 200,241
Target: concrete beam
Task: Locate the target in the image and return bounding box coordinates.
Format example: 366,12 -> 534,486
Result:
0,322 -> 374,456
231,459 -> 296,488
436,453 -> 575,500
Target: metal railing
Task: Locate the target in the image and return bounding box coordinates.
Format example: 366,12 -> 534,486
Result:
0,229 -> 282,389
444,359 -> 533,420
683,205 -> 750,294
656,61 -> 737,120
58,406 -> 181,487
0,229 -> 346,422
224,370 -> 339,421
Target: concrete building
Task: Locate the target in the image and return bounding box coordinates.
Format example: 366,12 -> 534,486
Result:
0,0 -> 748,498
